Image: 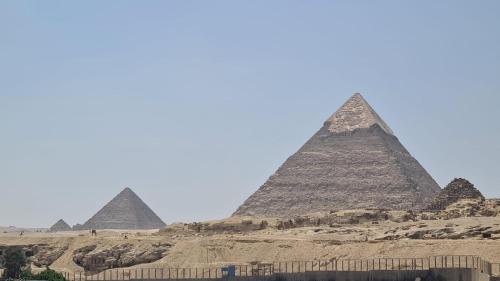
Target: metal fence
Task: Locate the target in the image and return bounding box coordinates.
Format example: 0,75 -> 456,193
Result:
59,255 -> 496,281
492,263 -> 500,277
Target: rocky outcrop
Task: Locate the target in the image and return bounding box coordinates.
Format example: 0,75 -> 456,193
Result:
427,178 -> 484,210
31,244 -> 69,267
234,93 -> 441,217
0,244 -> 68,267
73,242 -> 171,272
275,210 -> 392,230
81,188 -> 166,230
378,224 -> 500,241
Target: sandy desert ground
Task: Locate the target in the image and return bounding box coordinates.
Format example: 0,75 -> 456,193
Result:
1,199 -> 500,276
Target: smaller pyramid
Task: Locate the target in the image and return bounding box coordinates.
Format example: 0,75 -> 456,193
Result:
49,219 -> 72,232
81,187 -> 166,230
427,178 -> 484,210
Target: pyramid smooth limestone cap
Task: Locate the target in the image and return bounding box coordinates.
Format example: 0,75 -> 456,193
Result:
325,93 -> 394,135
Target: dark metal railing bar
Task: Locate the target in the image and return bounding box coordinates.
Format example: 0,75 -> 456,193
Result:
54,255 -> 500,280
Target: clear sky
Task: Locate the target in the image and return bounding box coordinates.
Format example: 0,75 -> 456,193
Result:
1,1 -> 499,228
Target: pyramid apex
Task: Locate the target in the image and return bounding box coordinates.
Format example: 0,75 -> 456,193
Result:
325,93 -> 393,135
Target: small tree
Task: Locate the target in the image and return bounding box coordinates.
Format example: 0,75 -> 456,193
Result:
3,246 -> 27,278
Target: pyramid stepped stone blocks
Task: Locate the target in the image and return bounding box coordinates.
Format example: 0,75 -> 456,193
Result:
234,93 -> 441,218
427,178 -> 484,210
81,187 -> 166,230
49,219 -> 72,232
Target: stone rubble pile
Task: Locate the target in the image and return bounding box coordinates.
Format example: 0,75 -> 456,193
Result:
427,178 -> 484,210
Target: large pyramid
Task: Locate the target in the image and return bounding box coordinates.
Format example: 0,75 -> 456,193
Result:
81,187 -> 166,230
234,93 -> 441,217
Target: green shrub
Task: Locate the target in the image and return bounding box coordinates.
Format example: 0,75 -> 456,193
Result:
35,268 -> 66,281
23,268 -> 66,281
2,246 -> 26,278
21,270 -> 36,279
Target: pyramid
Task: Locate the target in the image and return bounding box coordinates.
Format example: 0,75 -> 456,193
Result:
427,178 -> 484,210
81,187 -> 166,230
234,93 -> 441,217
49,219 -> 72,232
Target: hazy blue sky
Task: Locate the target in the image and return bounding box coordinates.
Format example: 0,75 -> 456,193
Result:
1,1 -> 499,228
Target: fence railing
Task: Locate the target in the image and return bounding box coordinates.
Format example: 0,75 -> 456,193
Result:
492,263 -> 500,277
58,255 -> 494,281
